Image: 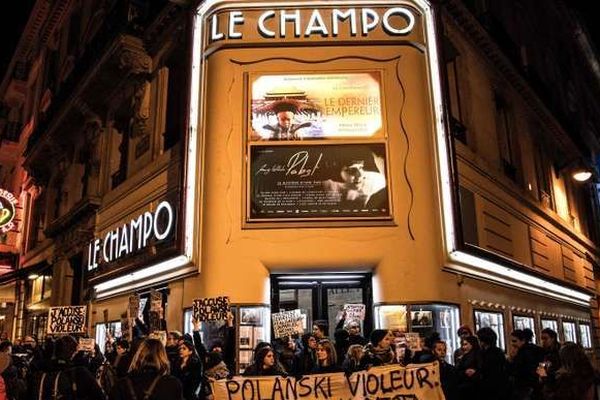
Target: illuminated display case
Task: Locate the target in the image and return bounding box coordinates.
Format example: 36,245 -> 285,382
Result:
474,309 -> 506,350
562,321 -> 577,343
580,324 -> 592,348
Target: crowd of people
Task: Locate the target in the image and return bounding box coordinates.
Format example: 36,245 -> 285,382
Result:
0,314 -> 597,400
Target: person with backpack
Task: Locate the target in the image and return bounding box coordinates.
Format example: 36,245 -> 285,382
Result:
28,335 -> 105,400
109,338 -> 182,400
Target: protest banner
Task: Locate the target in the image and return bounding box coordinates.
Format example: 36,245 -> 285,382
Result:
193,296 -> 230,321
47,306 -> 87,334
271,309 -> 303,339
212,362 -> 445,400
79,338 -> 95,352
343,304 -> 366,322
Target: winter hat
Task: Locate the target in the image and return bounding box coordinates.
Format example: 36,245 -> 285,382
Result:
205,351 -> 223,369
370,329 -> 389,346
0,352 -> 11,374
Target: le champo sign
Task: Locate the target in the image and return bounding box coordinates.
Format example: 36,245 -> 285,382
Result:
86,201 -> 174,270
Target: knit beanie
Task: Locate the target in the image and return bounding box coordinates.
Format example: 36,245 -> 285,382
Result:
370,329 -> 389,346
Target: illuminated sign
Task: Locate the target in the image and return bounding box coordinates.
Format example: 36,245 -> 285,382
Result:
86,201 -> 174,271
0,189 -> 17,234
209,7 -> 416,41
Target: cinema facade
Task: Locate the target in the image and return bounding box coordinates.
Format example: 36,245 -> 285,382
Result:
6,0 -> 597,369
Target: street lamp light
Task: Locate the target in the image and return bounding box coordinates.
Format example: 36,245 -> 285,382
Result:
572,169 -> 593,182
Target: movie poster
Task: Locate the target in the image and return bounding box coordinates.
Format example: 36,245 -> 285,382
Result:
250,72 -> 384,140
249,143 -> 390,220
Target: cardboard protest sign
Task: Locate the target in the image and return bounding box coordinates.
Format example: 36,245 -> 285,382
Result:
47,306 -> 87,334
121,316 -> 131,341
271,309 -> 303,339
138,298 -> 148,321
343,304 -> 366,322
212,362 -> 445,400
79,338 -> 95,352
128,294 -> 140,320
150,290 -> 162,311
193,296 -> 230,321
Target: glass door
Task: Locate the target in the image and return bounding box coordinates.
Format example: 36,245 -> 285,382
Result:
271,273 -> 373,338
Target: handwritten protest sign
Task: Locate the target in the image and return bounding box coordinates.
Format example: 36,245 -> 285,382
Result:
212,362 -> 445,400
121,316 -> 131,341
47,306 -> 87,334
193,296 -> 230,321
343,304 -> 366,322
79,338 -> 95,352
128,294 -> 140,319
271,309 -> 303,339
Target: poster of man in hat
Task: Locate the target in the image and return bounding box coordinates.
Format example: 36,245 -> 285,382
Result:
250,72 -> 383,140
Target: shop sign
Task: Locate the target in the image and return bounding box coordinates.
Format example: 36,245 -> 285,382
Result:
0,188 -> 17,234
209,7 -> 415,41
86,201 -> 174,271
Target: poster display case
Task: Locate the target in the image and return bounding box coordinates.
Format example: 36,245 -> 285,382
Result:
512,314 -> 536,343
541,319 -> 558,335
580,324 -> 592,348
474,309 -> 506,350
246,71 -> 393,224
562,321 -> 577,343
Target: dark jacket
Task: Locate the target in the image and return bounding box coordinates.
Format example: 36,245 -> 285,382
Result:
311,364 -> 343,374
242,363 -> 285,377
109,367 -> 183,400
509,343 -> 544,397
173,357 -> 203,400
479,346 -> 510,400
456,349 -> 482,400
439,360 -> 459,400
359,344 -> 395,369
28,360 -> 105,400
296,348 -> 316,375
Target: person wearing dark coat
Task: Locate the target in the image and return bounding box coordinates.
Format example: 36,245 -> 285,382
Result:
296,333 -> 317,375
433,340 -> 459,400
540,328 -> 561,379
477,327 -> 510,400
455,335 -> 482,400
360,329 -> 396,369
28,335 -> 105,400
243,346 -> 286,376
508,329 -> 544,400
173,341 -> 203,400
539,342 -> 596,400
109,338 -> 183,400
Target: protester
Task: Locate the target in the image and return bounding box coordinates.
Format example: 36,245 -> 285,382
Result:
342,344 -> 364,373
540,328 -> 560,378
109,338 -> 183,400
173,341 -> 203,400
0,352 -> 10,400
453,325 -> 472,364
30,335 -> 105,400
166,331 -> 183,366
538,342 -> 596,400
360,329 -> 395,368
313,339 -> 342,373
508,329 -> 544,400
433,340 -> 458,400
243,345 -> 285,376
296,333 -> 317,374
477,327 -> 510,400
312,320 -> 328,340
456,335 -> 481,400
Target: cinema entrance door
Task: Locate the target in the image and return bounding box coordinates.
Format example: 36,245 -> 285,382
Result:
271,273 -> 373,338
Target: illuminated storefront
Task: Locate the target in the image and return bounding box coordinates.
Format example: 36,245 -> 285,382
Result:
85,0 -> 598,372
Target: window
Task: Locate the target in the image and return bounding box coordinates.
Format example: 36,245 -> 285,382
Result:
494,93 -> 519,182
474,310 -> 506,350
513,315 -> 536,343
579,324 -> 592,348
443,37 -> 467,143
534,144 -> 554,210
562,321 -> 577,343
163,38 -> 187,151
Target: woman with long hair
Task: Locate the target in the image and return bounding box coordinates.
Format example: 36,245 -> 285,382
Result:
456,335 -> 482,400
312,339 -> 342,373
109,338 -> 183,400
540,342 -> 596,400
173,340 -> 203,400
342,344 -> 364,373
243,345 -> 286,376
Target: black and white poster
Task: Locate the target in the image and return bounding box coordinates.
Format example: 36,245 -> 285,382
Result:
249,143 -> 390,220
